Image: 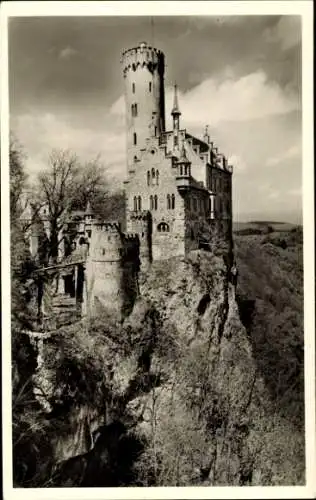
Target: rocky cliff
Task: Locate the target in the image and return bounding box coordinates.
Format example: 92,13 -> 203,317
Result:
20,248 -> 304,487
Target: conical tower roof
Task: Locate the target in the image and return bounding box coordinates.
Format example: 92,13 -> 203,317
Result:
85,200 -> 94,216
171,83 -> 181,116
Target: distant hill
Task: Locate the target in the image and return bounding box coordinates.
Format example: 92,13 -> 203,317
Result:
233,221 -> 299,235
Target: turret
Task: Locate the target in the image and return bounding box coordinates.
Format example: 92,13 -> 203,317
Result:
171,83 -> 181,153
121,41 -> 166,169
203,125 -> 210,145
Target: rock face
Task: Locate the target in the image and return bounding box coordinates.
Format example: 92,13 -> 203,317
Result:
30,249 -> 304,487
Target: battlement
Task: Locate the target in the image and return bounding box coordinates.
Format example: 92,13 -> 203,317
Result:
129,210 -> 151,221
121,41 -> 165,75
92,221 -> 121,233
124,233 -> 140,242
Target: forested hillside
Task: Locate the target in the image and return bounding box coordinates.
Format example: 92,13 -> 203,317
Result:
234,226 -> 304,428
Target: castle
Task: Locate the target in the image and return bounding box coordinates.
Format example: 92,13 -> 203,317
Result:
24,41 -> 233,321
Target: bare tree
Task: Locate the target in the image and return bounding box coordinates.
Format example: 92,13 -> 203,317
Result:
36,149 -> 107,263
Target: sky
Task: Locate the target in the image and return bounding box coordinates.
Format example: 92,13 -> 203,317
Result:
9,15 -> 302,222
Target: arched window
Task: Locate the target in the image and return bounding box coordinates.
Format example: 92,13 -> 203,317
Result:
133,196 -> 137,211
133,132 -> 137,145
151,168 -> 155,186
156,170 -> 159,185
171,194 -> 175,210
147,171 -> 150,186
157,222 -> 170,233
154,195 -> 158,210
132,82 -> 135,93
167,194 -> 171,210
138,196 -> 142,211
150,195 -> 154,210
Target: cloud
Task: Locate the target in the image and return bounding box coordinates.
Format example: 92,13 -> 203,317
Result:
111,69 -> 299,132
264,16 -> 301,51
167,70 -> 298,128
266,143 -> 301,167
58,46 -> 78,60
11,109 -> 126,186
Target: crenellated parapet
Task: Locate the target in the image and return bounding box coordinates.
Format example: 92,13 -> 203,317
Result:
121,42 -> 165,77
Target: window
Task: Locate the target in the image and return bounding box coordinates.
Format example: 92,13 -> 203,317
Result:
149,81 -> 152,92
147,171 -> 150,186
156,170 -> 159,185
154,195 -> 158,210
157,222 -> 170,233
171,194 -> 175,210
193,198 -> 197,212
132,82 -> 135,93
150,195 -> 154,210
134,155 -> 138,162
174,135 -> 179,147
131,104 -> 138,117
167,194 -> 171,210
138,196 -> 142,211
87,230 -> 92,238
133,196 -> 137,211
133,132 -> 137,145
151,168 -> 155,186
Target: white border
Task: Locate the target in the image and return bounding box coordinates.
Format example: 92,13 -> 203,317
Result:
1,2 -> 315,499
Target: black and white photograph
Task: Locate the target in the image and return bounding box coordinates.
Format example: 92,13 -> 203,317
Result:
1,1 -> 314,498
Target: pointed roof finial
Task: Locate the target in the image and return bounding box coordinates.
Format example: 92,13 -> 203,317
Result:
171,83 -> 181,116
85,200 -> 93,216
203,124 -> 210,144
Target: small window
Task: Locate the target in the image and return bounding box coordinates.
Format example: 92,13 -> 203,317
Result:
131,104 -> 138,117
156,170 -> 159,185
138,196 -> 142,211
154,195 -> 158,210
132,82 -> 135,93
147,170 -> 150,186
87,230 -> 92,238
150,195 -> 154,210
134,155 -> 138,162
133,196 -> 137,211
133,132 -> 137,145
149,81 -> 152,92
174,135 -> 179,147
167,194 -> 171,210
102,249 -> 106,255
171,194 -> 175,210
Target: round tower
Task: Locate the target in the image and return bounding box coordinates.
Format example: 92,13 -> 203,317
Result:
86,222 -> 125,318
121,41 -> 166,169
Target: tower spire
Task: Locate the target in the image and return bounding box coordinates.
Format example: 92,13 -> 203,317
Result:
171,83 -> 181,116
